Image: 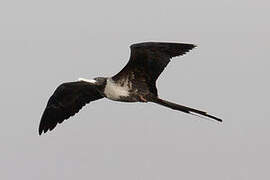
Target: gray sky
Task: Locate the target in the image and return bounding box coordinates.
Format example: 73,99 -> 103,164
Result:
0,0 -> 269,179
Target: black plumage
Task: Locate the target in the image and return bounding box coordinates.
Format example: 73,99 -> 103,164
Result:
39,42 -> 222,135
113,42 -> 196,96
39,81 -> 103,135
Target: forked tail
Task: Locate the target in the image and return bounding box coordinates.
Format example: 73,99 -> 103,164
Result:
149,97 -> 222,122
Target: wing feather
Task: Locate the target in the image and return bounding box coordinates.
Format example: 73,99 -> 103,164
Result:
113,42 -> 196,83
39,81 -> 103,135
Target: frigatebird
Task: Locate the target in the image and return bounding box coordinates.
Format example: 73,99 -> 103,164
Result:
39,42 -> 222,135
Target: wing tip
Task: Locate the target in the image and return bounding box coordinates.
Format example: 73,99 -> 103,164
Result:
38,122 -> 47,136
191,44 -> 197,49
185,43 -> 197,52
38,108 -> 58,136
38,126 -> 47,135
38,124 -> 55,135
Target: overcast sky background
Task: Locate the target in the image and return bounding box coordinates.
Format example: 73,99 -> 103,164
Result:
0,0 -> 269,179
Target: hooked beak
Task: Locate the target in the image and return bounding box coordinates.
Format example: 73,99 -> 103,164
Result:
78,78 -> 97,84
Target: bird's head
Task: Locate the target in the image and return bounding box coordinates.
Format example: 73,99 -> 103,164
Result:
93,77 -> 107,86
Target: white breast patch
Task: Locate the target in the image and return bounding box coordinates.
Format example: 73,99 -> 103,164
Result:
104,78 -> 130,100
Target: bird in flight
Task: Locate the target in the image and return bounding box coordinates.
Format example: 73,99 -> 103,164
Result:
39,42 -> 222,135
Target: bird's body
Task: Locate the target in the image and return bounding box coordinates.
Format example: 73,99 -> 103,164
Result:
39,42 -> 222,135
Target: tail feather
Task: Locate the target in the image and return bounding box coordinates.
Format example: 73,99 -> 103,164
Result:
150,97 -> 222,122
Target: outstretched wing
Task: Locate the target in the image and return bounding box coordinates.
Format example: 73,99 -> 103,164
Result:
112,42 -> 196,84
39,81 -> 103,135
